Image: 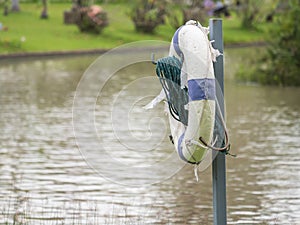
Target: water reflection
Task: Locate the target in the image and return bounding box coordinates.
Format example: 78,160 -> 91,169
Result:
225,49 -> 300,223
0,48 -> 300,224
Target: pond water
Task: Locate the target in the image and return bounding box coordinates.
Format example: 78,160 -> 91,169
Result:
0,46 -> 300,224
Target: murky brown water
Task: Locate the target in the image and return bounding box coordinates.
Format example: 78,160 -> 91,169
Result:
1,47 -> 300,224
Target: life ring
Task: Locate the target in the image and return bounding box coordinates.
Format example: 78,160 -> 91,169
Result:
169,21 -> 216,164
146,20 -> 227,164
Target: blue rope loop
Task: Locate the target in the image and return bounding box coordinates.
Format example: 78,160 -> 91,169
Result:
155,56 -> 189,126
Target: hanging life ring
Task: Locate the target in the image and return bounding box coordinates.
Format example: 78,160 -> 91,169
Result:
147,20 -> 230,164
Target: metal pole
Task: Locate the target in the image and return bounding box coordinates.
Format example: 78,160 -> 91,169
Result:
209,19 -> 227,225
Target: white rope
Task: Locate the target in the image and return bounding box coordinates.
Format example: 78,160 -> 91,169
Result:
194,164 -> 199,182
143,89 -> 166,110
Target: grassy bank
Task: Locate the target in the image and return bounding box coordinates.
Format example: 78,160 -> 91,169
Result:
0,3 -> 270,54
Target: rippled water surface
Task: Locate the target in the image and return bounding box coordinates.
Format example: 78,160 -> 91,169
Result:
1,47 -> 300,224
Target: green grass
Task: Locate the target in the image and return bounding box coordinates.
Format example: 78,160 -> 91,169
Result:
0,3 -> 271,54
222,14 -> 271,44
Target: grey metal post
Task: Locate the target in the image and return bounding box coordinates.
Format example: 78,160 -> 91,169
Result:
209,19 -> 227,225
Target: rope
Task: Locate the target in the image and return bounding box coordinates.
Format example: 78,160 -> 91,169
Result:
199,104 -> 230,151
155,56 -> 189,126
198,99 -> 235,156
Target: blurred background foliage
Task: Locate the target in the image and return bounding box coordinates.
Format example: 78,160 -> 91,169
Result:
236,0 -> 300,86
1,0 -> 299,86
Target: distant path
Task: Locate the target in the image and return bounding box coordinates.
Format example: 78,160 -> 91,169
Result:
0,49 -> 108,60
0,42 -> 266,59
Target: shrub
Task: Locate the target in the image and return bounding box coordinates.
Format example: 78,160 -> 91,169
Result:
167,1 -> 206,30
236,0 -> 300,86
236,0 -> 278,29
128,0 -> 167,33
75,5 -> 109,34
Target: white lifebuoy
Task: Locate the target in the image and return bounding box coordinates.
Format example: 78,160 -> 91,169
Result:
168,21 -> 216,164
145,20 -> 221,164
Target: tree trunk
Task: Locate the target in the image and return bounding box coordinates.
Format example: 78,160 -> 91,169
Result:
11,0 -> 20,12
40,0 -> 48,19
